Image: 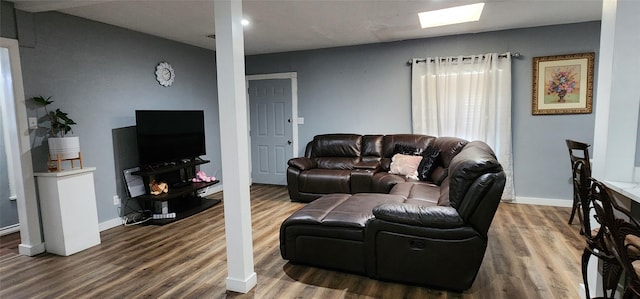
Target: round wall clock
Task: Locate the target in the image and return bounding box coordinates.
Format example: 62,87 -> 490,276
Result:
155,62 -> 175,87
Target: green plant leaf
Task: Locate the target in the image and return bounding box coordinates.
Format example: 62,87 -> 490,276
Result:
32,96 -> 53,106
32,96 -> 76,137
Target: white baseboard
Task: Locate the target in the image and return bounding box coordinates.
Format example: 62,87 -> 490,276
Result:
18,242 -> 45,256
2,224 -> 46,256
5,217 -> 133,236
226,272 -> 257,293
514,196 -> 573,207
0,224 -> 20,236
99,217 -> 123,231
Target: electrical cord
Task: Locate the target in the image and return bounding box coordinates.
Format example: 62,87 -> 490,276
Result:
120,196 -> 152,226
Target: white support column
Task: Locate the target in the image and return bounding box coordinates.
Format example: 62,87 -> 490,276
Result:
213,0 -> 257,294
0,37 -> 44,256
593,0 -> 640,183
590,0 -> 640,297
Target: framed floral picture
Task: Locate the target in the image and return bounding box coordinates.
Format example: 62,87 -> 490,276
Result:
532,52 -> 595,115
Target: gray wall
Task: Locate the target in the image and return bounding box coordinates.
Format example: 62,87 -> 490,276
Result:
1,2 -> 601,227
12,11 -> 222,224
246,21 -> 602,202
0,1 -> 17,39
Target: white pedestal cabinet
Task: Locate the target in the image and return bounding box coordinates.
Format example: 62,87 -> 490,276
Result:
34,167 -> 101,256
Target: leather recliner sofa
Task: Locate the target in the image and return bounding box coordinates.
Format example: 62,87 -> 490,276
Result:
280,134 -> 506,291
286,134 -> 469,202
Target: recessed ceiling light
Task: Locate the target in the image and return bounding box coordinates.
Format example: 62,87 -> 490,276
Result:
241,19 -> 250,26
418,3 -> 485,29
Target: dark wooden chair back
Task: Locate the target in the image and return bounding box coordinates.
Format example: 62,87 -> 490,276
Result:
575,160 -> 594,239
566,139 -> 591,224
581,178 -> 622,299
593,179 -> 640,298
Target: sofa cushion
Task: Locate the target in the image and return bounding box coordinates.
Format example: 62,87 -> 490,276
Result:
312,134 -> 361,158
432,137 -> 469,168
283,193 -> 405,229
315,157 -> 359,169
372,204 -> 464,228
438,176 -> 451,206
389,182 -> 440,206
361,135 -> 383,156
299,169 -> 351,194
371,172 -> 407,193
447,141 -> 502,212
288,157 -> 317,170
431,166 -> 448,185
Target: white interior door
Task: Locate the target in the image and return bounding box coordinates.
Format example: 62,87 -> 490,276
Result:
248,78 -> 294,185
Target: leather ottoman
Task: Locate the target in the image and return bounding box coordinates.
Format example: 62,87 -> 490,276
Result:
279,193 -> 405,274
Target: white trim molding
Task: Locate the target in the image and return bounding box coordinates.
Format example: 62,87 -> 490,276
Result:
0,224 -> 20,236
514,196 -> 573,208
226,272 -> 258,294
99,218 -> 124,232
18,242 -> 45,256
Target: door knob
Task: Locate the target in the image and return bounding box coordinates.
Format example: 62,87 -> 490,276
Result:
287,140 -> 292,145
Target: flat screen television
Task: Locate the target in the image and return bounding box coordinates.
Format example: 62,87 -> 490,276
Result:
135,110 -> 205,166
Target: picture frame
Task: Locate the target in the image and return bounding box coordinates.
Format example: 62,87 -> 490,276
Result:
532,52 -> 595,115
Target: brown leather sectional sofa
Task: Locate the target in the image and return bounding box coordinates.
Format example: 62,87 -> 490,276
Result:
280,134 -> 506,291
286,134 -> 469,202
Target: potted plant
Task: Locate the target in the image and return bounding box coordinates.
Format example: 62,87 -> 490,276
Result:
32,96 -> 80,161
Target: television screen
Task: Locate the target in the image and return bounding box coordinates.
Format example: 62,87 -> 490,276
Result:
135,110 -> 205,166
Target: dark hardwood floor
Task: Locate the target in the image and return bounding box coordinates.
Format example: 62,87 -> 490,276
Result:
0,184 -> 584,298
0,232 -> 19,257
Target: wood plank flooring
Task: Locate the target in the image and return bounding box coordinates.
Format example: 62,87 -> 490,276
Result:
0,184 -> 584,298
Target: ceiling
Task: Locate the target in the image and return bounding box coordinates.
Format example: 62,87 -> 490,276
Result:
10,0 -> 603,55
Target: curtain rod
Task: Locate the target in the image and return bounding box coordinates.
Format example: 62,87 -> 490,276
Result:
407,52 -> 521,65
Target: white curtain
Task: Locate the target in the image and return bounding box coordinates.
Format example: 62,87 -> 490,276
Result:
411,53 -> 515,200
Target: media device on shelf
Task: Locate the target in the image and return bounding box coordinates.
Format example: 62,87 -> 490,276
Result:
135,110 -> 206,167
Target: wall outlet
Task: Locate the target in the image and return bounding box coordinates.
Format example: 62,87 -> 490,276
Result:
113,195 -> 120,206
28,117 -> 38,129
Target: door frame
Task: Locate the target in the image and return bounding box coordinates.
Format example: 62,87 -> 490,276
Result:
245,72 -> 299,183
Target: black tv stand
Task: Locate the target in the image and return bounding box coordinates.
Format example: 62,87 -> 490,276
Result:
172,180 -> 192,188
132,159 -> 220,224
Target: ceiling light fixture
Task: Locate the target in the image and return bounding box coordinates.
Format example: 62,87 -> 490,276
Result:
418,3 -> 485,29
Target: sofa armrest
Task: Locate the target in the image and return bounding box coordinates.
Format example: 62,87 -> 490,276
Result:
288,157 -> 317,170
354,161 -> 380,170
372,203 -> 464,229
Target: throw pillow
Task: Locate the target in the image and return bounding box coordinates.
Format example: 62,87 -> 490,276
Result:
393,144 -> 423,156
389,153 -> 422,180
417,146 -> 441,181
